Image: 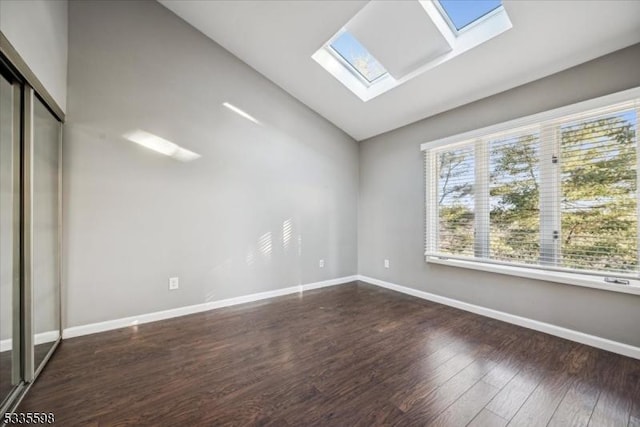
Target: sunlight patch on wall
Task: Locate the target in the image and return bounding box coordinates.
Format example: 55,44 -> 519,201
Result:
123,129 -> 201,162
282,219 -> 293,250
258,232 -> 273,258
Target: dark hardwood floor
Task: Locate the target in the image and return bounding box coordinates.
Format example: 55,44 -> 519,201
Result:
1,343 -> 56,406
0,349 -> 14,405
17,281 -> 640,426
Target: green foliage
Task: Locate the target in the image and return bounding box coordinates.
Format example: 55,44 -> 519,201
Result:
439,206 -> 474,255
437,113 -> 638,273
489,134 -> 540,263
437,149 -> 474,255
560,116 -> 637,272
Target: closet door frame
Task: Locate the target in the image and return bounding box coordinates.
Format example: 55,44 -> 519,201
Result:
10,75 -> 21,389
22,86 -> 34,383
0,41 -> 63,416
0,58 -> 25,417
23,86 -> 63,382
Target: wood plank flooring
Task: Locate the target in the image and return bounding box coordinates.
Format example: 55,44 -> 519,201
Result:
1,343 -> 56,406
16,281 -> 640,426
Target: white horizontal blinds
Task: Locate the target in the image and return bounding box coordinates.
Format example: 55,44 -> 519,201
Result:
425,95 -> 640,278
425,150 -> 436,255
557,107 -> 638,274
435,144 -> 475,257
538,123 -> 560,266
488,131 -> 541,265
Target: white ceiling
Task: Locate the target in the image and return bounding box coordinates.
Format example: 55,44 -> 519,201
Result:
159,0 -> 640,141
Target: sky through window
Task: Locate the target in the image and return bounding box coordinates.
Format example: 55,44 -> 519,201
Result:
438,0 -> 502,30
330,32 -> 387,83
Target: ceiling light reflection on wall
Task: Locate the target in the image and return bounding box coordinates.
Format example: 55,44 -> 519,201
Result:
222,102 -> 260,124
123,130 -> 201,162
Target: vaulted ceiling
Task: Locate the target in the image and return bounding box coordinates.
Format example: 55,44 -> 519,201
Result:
159,0 -> 640,141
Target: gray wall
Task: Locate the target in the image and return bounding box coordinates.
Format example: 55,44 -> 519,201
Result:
0,0 -> 68,111
66,0 -> 639,349
64,0 -> 358,328
359,43 -> 640,347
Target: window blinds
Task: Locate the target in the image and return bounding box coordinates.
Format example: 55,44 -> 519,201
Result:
424,98 -> 639,278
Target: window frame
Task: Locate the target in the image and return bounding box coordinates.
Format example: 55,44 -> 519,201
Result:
328,30 -> 389,86
422,87 -> 640,295
434,0 -> 504,35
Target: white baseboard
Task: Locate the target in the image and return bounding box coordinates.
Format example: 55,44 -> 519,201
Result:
59,273 -> 639,360
357,275 -> 640,360
1,330 -> 60,352
34,330 -> 60,346
62,275 -> 358,339
301,275 -> 357,291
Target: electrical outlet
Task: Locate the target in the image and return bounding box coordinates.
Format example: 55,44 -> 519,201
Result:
384,259 -> 390,269
319,259 -> 325,268
169,277 -> 179,290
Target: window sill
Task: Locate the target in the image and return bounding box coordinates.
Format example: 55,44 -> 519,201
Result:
426,257 -> 640,296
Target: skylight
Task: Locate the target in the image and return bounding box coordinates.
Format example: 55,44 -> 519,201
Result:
312,0 -> 511,102
329,31 -> 387,83
438,0 -> 502,31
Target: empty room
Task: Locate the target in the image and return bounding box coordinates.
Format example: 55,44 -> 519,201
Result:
1,0 -> 639,425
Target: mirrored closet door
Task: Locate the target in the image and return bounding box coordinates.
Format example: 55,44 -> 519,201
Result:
0,62 -> 21,412
0,57 -> 62,416
26,89 -> 62,379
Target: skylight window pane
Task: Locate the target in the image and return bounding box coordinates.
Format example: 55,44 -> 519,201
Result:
329,32 -> 387,83
438,0 -> 502,30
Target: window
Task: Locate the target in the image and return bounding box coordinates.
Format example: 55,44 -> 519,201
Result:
424,94 -> 640,279
559,110 -> 638,272
329,31 -> 388,83
436,145 -> 475,257
488,130 -> 541,264
313,2 -> 511,102
438,0 -> 502,31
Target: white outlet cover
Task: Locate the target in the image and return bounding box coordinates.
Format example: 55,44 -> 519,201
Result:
384,259 -> 390,268
169,277 -> 179,290
319,259 -> 325,268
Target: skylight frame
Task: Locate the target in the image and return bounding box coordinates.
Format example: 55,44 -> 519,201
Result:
434,0 -> 504,35
312,1 -> 511,102
327,30 -> 390,87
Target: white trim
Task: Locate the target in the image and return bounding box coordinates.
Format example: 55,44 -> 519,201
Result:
55,272 -> 640,360
300,275 -> 357,291
474,139 -> 489,258
0,330 -> 59,352
426,257 -> 640,296
326,29 -> 390,89
62,276 -> 358,339
539,122 -> 560,265
357,275 -> 640,360
312,1 -> 511,102
311,48 -> 397,102
423,89 -> 640,286
420,87 -> 640,151
636,105 -> 640,285
34,330 -> 60,346
433,1 -> 504,36
410,2 -> 512,82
